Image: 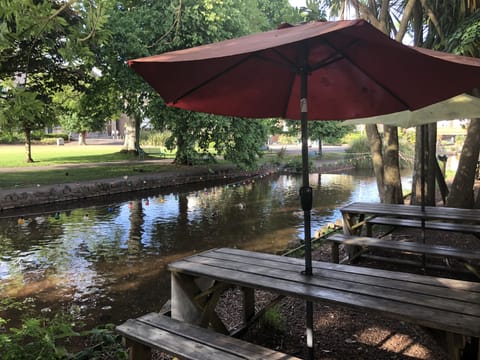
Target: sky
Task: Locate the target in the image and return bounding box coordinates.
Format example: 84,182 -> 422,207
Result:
289,0 -> 306,8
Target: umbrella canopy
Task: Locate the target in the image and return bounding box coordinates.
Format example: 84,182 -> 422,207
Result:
341,93 -> 480,128
129,19 -> 480,121
128,19 -> 480,360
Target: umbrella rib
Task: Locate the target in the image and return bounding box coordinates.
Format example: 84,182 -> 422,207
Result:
323,38 -> 410,108
170,53 -> 255,104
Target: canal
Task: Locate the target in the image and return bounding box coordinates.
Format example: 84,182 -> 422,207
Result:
0,170 -> 387,326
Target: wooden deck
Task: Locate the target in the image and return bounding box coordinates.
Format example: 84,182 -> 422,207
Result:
168,247 -> 480,339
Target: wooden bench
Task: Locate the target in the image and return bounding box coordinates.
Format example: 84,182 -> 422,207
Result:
366,216 -> 480,238
169,248 -> 480,360
327,233 -> 480,266
340,202 -> 480,238
116,312 -> 300,360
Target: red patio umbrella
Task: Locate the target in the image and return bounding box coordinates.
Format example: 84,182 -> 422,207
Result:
128,19 -> 480,359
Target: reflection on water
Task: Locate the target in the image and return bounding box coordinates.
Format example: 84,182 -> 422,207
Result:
0,171 -> 382,326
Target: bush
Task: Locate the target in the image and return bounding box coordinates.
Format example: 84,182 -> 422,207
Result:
41,133 -> 70,141
344,134 -> 372,169
140,130 -> 171,147
0,132 -> 23,144
0,298 -> 127,360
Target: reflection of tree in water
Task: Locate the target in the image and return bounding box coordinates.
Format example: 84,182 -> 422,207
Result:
127,200 -> 144,255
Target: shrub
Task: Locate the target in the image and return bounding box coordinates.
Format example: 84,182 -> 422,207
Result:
0,132 -> 23,144
140,130 -> 171,147
0,298 -> 127,360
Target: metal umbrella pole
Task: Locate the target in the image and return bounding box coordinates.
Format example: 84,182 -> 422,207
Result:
299,43 -> 314,360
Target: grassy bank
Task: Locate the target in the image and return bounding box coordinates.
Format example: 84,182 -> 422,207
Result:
0,143 -> 346,190
0,144 -> 180,189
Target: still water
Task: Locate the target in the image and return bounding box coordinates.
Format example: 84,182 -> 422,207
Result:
0,171 -> 384,326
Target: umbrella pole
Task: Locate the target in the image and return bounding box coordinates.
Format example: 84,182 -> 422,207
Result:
299,43 -> 314,360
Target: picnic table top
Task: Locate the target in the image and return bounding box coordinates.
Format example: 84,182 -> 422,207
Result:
341,202 -> 480,222
168,247 -> 480,337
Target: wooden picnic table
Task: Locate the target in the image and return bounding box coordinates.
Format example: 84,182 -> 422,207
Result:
337,202 -> 480,267
168,247 -> 480,359
340,202 -> 480,236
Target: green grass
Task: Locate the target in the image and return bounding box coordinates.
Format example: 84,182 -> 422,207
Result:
0,144 -> 140,167
0,143 -> 181,189
0,164 -> 180,189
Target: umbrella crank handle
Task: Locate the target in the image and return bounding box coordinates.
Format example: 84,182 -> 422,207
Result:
300,186 -> 313,211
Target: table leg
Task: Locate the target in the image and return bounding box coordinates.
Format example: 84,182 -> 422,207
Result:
170,272 -> 229,333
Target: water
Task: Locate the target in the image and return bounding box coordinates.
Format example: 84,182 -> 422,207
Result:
0,171 -> 384,326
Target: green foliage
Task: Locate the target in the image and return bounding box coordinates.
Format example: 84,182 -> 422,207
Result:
259,306 -> 286,334
284,156 -> 312,172
257,0 -> 302,29
344,134 -> 372,169
0,298 -> 126,360
0,132 -> 23,144
309,121 -> 354,145
445,10 -> 480,56
140,130 -> 171,147
277,147 -> 287,159
277,134 -> 299,144
0,0 -> 111,160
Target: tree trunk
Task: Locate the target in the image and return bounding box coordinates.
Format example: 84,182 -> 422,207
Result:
411,124 -> 437,206
447,117 -> 480,208
24,128 -> 34,163
383,125 -> 404,204
411,125 -> 422,205
78,130 -> 87,145
365,124 -> 385,202
122,113 -> 137,152
317,138 -> 323,158
426,123 -> 437,206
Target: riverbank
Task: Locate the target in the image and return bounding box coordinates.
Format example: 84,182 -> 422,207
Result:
0,163 -> 281,211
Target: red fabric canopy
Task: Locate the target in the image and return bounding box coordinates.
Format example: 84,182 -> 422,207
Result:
128,19 -> 480,120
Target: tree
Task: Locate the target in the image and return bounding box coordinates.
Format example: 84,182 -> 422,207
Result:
308,121 -> 353,158
101,0 -> 292,166
0,0 -> 110,161
0,84 -> 46,162
442,12 -> 480,208
54,79 -> 118,145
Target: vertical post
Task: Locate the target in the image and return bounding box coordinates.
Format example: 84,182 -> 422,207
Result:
420,125 -> 426,269
299,42 -> 314,360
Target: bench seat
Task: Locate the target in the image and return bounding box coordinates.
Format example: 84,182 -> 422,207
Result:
116,312 -> 300,360
366,217 -> 480,237
327,233 -> 480,265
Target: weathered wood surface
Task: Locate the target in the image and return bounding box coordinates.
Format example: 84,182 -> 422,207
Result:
116,312 -> 300,360
168,248 -> 480,338
366,216 -> 480,236
341,202 -> 480,223
327,233 -> 480,261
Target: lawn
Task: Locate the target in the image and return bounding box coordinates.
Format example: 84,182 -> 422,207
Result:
0,144 -> 151,167
0,143 -> 176,189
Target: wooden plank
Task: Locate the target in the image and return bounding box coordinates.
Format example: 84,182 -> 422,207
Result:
136,313 -> 301,360
367,217 -> 480,234
183,254 -> 480,314
169,256 -> 480,336
205,248 -> 480,293
327,233 -> 480,261
201,250 -> 480,304
341,202 -> 480,223
116,319 -> 244,360
170,260 -> 480,336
